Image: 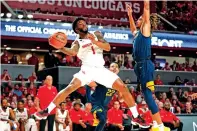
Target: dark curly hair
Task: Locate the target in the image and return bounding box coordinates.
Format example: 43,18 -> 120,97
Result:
72,17 -> 86,34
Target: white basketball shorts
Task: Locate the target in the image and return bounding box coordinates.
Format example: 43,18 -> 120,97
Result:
74,65 -> 119,88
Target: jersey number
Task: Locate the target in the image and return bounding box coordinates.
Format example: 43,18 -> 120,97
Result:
91,46 -> 95,54
106,89 -> 115,96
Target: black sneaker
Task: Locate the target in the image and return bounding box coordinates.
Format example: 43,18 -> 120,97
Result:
34,109 -> 49,120
131,115 -> 150,128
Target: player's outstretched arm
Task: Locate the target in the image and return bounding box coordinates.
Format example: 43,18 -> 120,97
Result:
141,0 -> 151,37
87,31 -> 111,51
59,41 -> 79,56
126,4 -> 137,36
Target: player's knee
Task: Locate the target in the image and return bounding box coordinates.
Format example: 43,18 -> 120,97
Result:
65,82 -> 79,93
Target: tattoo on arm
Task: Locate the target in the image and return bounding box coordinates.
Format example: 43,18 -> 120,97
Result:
71,41 -> 79,52
60,40 -> 79,56
94,31 -> 108,44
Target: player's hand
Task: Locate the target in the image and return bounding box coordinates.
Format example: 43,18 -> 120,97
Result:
8,120 -> 13,125
87,33 -> 96,43
63,123 -> 67,129
81,123 -> 87,128
126,4 -> 132,16
118,124 -> 124,130
24,119 -> 28,124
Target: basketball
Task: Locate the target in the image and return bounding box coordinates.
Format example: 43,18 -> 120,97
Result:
49,32 -> 67,49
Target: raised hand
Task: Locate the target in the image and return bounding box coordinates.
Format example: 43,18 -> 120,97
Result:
126,4 -> 132,16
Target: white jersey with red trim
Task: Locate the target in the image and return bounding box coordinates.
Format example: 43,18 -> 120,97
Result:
76,32 -> 105,67
57,109 -> 68,123
14,108 -> 28,121
0,106 -> 10,120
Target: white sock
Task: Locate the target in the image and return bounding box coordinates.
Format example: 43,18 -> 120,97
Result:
47,102 -> 56,113
129,105 -> 139,118
158,123 -> 164,131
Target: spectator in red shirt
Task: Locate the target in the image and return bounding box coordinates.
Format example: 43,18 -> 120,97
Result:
69,101 -> 86,131
1,69 -> 11,81
176,63 -> 182,71
162,62 -> 171,70
22,97 -> 28,106
36,75 -> 58,131
130,86 -> 137,100
184,102 -> 193,114
162,102 -> 183,131
152,93 -> 157,100
1,50 -> 9,64
28,82 -> 37,97
157,101 -> 164,111
21,88 -> 28,98
188,87 -> 194,95
171,99 -> 179,110
175,106 -> 181,114
182,91 -> 189,102
83,103 -> 94,130
65,96 -> 72,110
26,99 -> 37,115
15,74 -> 25,81
28,52 -> 39,72
107,101 -> 124,131
10,101 -> 17,110
192,61 -> 197,71
186,79 -> 196,86
28,72 -> 37,83
138,101 -> 149,114
154,74 -> 163,85
77,86 -> 86,96
160,92 -> 167,104
11,95 -> 18,104
185,63 -> 193,71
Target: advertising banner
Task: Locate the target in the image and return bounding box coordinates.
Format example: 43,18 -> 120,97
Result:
7,0 -> 156,18
1,20 -> 197,49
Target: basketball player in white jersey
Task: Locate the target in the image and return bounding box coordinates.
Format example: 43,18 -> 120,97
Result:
35,17 -> 139,121
55,102 -> 72,131
0,99 -> 17,131
14,100 -> 37,131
